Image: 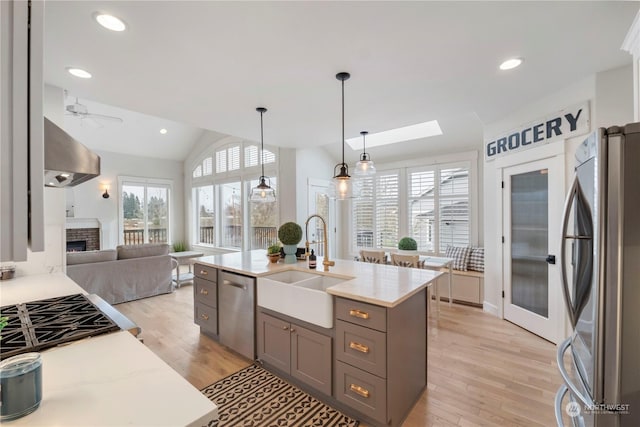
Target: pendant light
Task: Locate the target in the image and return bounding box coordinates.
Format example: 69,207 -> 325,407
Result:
354,131 -> 376,176
331,72 -> 354,200
249,107 -> 276,203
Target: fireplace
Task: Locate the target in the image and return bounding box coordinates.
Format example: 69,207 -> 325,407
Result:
67,240 -> 87,252
66,219 -> 101,252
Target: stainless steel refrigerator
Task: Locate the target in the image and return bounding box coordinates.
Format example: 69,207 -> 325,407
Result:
555,122 -> 640,427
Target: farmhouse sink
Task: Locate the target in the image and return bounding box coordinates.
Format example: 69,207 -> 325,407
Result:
257,271 -> 349,328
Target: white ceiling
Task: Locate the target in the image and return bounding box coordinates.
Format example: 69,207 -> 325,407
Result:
44,1 -> 638,163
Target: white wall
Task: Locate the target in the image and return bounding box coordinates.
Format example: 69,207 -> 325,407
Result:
69,151 -> 185,249
482,64 -> 633,319
483,75 -> 596,317
294,146 -> 336,226
595,64 -> 634,128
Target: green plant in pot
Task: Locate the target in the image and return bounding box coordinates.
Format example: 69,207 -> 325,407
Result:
267,243 -> 281,263
278,222 -> 302,264
398,236 -> 418,254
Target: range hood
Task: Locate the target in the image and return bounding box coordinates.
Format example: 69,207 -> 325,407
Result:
44,117 -> 100,187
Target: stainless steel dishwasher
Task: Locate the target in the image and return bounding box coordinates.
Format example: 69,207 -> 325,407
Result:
218,270 -> 255,359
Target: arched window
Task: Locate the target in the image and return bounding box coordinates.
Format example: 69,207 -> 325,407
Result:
190,139 -> 279,250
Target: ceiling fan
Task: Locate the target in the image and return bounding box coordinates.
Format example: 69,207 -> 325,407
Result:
65,97 -> 123,126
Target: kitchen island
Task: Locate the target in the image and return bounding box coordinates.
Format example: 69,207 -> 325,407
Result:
194,250 -> 441,427
0,273 -> 218,426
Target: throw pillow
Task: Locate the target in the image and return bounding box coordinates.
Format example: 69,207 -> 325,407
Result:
445,245 -> 472,271
468,247 -> 485,272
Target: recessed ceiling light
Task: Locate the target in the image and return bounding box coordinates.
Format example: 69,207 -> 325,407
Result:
499,58 -> 523,71
346,120 -> 443,150
160,128 -> 168,134
94,13 -> 127,32
67,68 -> 92,79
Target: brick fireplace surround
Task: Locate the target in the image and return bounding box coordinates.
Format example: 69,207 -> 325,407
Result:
66,228 -> 100,251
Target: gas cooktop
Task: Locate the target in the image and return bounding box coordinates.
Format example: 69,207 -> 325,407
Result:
0,293 -> 120,360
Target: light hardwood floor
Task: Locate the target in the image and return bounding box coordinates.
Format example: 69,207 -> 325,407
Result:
117,285 -> 563,427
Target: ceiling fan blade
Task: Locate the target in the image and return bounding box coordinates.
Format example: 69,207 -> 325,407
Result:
87,113 -> 123,123
81,117 -> 103,129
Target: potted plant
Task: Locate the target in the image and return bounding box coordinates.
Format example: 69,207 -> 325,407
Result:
267,243 -> 281,263
278,222 -> 303,264
398,236 -> 418,254
172,241 -> 186,252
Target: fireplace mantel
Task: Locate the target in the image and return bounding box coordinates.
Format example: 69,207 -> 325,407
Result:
66,218 -> 101,229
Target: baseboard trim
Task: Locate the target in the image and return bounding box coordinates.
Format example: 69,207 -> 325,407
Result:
483,301 -> 499,317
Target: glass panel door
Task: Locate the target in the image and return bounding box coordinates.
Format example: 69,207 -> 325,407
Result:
122,184 -> 145,245
502,155 -> 564,343
220,181 -> 242,249
510,169 -> 549,317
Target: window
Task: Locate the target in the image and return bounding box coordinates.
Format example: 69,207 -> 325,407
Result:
120,178 -> 171,245
352,162 -> 471,255
191,140 -> 279,250
352,171 -> 400,249
195,185 -> 214,245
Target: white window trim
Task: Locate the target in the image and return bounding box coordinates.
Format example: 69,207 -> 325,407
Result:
117,175 -> 174,245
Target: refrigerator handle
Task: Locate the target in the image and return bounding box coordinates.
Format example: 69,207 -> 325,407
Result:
557,337 -> 594,409
554,384 -> 569,427
560,177 -> 579,328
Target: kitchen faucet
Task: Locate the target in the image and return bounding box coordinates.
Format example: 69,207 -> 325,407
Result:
304,214 -> 334,272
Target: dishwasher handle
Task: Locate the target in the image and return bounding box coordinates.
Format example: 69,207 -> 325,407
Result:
220,271 -> 255,290
224,281 -> 247,290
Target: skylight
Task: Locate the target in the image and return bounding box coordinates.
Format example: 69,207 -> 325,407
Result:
346,120 -> 443,150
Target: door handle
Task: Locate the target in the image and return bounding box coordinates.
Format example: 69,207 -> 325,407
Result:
546,255 -> 556,265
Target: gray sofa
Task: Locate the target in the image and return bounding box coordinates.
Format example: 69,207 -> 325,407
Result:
66,243 -> 174,304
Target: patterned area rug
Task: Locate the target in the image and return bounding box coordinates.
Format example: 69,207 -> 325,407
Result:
201,364 -> 359,427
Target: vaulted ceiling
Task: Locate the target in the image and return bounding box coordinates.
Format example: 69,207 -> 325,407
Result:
44,1 -> 638,162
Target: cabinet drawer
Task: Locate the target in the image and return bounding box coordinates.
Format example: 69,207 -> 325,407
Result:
336,320 -> 386,378
194,302 -> 217,335
336,361 -> 387,424
194,264 -> 217,281
336,298 -> 387,332
194,278 -> 217,307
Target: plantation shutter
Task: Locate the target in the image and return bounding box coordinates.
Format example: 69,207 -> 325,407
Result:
216,150 -> 227,173
439,168 -> 469,252
352,176 -> 375,250
229,146 -> 240,171
375,171 -> 399,248
408,169 -> 436,252
203,157 -> 213,176
244,145 -> 258,168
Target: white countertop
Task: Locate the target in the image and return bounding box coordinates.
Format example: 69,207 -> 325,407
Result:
1,273 -> 218,426
4,331 -> 217,427
0,272 -> 87,306
196,250 -> 442,307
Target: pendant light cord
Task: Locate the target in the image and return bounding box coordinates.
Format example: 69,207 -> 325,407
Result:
260,110 -> 265,178
341,78 -> 345,165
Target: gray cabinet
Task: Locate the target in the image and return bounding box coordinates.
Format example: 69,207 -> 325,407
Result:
334,292 -> 427,427
0,0 -> 44,262
257,311 -> 332,396
194,265 -> 218,337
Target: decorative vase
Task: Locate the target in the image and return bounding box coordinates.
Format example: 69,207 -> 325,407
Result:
283,244 -> 298,264
398,249 -> 418,256
0,352 -> 43,421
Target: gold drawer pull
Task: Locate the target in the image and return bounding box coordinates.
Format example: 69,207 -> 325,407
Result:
349,309 -> 369,319
200,314 -> 209,321
349,341 -> 370,353
199,270 -> 208,276
349,384 -> 370,398
200,288 -> 209,295
282,326 -> 289,331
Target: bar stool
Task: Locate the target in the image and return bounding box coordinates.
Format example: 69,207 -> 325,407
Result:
359,249 -> 387,264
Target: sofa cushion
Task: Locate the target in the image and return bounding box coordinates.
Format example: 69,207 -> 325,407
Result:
468,247 -> 484,272
67,249 -> 117,265
117,243 -> 170,260
445,245 -> 471,271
